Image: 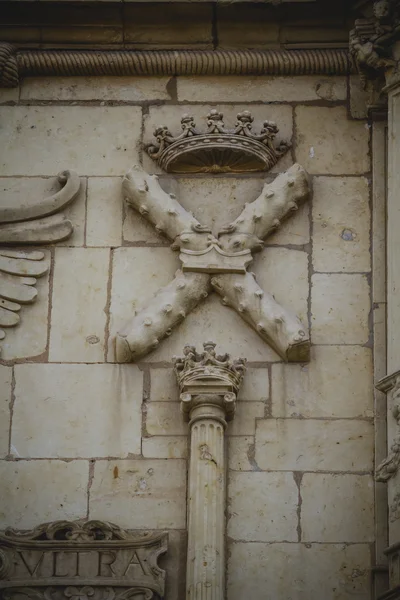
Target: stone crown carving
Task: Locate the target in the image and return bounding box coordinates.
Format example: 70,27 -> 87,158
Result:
146,110 -> 290,173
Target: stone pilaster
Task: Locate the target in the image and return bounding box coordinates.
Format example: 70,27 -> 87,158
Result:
174,342 -> 246,600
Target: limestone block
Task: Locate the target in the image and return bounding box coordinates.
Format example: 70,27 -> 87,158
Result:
0,250 -> 50,361
11,364 -> 143,458
228,472 -> 298,541
146,402 -> 188,436
89,459 -> 187,529
271,346 -> 373,418
20,76 -> 172,102
177,76 -> 347,103
217,5 -> 279,49
252,247 -> 309,325
228,436 -> 254,471
142,436 -> 188,459
50,247 -> 109,362
0,88 -> 18,103
311,273 -> 370,344
0,106 -> 141,176
227,402 -> 265,436
0,366 -> 12,458
161,529 -> 187,600
295,106 -> 370,175
312,176 -> 371,273
87,178 -> 123,247
350,75 -> 369,120
150,368 -> 178,401
301,474 -> 374,542
143,104 -> 293,174
227,542 -> 371,600
238,368 -> 269,402
0,460 -> 88,529
255,419 -> 373,472
57,178 -> 86,247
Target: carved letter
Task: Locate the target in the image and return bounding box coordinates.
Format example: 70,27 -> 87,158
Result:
18,551 -> 45,577
98,551 -> 117,577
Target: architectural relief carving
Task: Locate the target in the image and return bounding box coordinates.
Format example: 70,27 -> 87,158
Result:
146,110 -> 290,173
0,520 -> 167,600
173,342 -> 245,599
376,372 -> 400,482
117,163 -> 310,363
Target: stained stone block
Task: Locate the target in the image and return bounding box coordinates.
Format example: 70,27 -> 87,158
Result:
228,436 -> 255,471
0,366 -> 12,458
143,104 -> 293,174
0,460 -> 88,529
255,419 -> 373,472
0,106 -> 142,176
12,364 -> 143,458
89,459 -> 187,529
177,76 -> 347,103
312,176 -> 371,273
228,471 -> 298,542
21,76 -> 172,102
87,178 -> 123,247
311,273 -> 370,344
50,247 -> 110,362
271,346 -> 373,418
227,543 -> 371,600
301,474 -> 374,543
295,106 -> 370,175
142,436 -> 188,459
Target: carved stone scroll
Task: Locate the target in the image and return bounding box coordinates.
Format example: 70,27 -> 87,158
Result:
0,520 -> 167,600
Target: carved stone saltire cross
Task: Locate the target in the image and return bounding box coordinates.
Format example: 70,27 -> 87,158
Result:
116,163 -> 311,363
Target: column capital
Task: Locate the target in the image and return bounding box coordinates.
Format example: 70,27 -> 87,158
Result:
173,341 -> 246,423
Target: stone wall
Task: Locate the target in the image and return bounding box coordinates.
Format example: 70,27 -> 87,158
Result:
0,73 -> 377,599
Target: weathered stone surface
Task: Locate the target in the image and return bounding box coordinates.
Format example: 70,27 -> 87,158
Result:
87,177 -> 123,247
0,366 -> 12,458
255,419 -> 373,472
228,436 -> 254,471
228,472 -> 298,541
227,542 -> 371,600
271,346 -> 373,418
143,104 -> 293,174
142,436 -> 188,459
89,459 -> 187,529
12,364 -> 143,458
0,87 -> 18,103
0,106 -> 142,176
312,176 -> 371,273
146,402 -> 188,436
311,273 -> 370,344
301,474 -> 374,542
295,106 -> 370,175
0,460 -> 88,529
227,402 -> 265,436
58,177 -> 86,247
50,247 -> 109,362
177,76 -> 347,103
217,5 -> 279,49
238,368 -> 269,402
349,75 -> 369,120
21,76 -> 172,101
0,250 -> 50,361
150,368 -> 178,401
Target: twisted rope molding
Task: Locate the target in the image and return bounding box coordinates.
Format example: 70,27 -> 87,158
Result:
0,44 -> 354,87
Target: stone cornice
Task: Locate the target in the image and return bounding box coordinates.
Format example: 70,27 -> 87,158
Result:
0,44 -> 354,88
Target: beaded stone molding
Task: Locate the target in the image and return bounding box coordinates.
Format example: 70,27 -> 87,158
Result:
146,110 -> 290,173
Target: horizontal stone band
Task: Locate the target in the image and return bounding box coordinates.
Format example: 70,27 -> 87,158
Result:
0,44 -> 354,88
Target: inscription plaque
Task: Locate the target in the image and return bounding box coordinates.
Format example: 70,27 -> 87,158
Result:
0,520 -> 167,600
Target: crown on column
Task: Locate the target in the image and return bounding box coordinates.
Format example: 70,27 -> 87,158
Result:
146,110 -> 291,173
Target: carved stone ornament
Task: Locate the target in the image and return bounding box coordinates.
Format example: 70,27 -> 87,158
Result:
116,163 -> 311,364
0,170 -> 80,352
376,370 -> 400,482
0,520 -> 167,600
146,110 -> 290,174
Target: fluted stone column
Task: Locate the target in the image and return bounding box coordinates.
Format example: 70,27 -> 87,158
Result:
173,342 -> 246,600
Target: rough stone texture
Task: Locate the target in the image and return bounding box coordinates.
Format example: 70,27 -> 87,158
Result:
50,247 -> 109,362
311,273 -> 370,344
0,460 -> 88,529
0,366 -> 12,458
87,177 -> 123,247
301,474 -> 374,543
228,436 -> 254,471
312,176 -> 371,273
271,346 -> 373,418
11,364 -> 143,458
89,459 -> 187,529
295,106 -> 370,175
21,77 -> 172,102
0,106 -> 142,176
142,436 -> 188,459
227,543 -> 371,600
255,418 -> 373,472
177,76 -> 347,103
146,402 -> 188,436
228,471 -> 298,542
238,368 -> 269,402
227,402 -> 265,436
